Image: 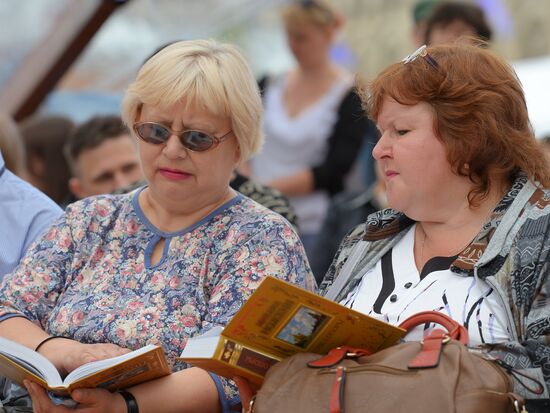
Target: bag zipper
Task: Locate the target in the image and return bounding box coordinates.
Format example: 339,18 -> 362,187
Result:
317,364 -> 416,375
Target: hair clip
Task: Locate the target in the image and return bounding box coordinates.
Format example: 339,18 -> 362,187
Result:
402,45 -> 440,70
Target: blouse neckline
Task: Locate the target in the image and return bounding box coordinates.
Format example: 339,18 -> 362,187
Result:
275,73 -> 353,121
131,186 -> 243,238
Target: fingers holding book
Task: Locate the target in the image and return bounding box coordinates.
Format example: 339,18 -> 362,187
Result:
37,338 -> 132,376
24,380 -> 73,412
24,379 -> 127,412
233,376 -> 258,413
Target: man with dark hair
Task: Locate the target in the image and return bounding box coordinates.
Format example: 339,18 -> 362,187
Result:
20,115 -> 74,204
424,1 -> 492,45
64,115 -> 143,199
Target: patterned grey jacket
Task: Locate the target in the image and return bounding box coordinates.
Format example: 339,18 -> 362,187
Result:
319,174 -> 550,400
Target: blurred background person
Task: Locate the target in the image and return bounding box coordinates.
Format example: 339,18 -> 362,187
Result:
310,160 -> 386,283
424,1 -> 492,45
410,0 -> 441,47
19,115 -> 75,206
0,112 -> 29,179
0,148 -> 61,280
64,115 -> 143,200
248,0 -> 371,257
229,170 -> 298,230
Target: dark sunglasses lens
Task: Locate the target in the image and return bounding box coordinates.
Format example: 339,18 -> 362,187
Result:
182,131 -> 215,152
136,123 -> 170,144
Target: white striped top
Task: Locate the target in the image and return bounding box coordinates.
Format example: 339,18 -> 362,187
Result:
341,224 -> 511,346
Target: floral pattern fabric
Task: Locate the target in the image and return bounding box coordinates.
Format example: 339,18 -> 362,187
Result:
0,189 -> 315,408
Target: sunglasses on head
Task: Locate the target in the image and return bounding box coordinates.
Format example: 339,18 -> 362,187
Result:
133,122 -> 232,152
402,45 -> 440,70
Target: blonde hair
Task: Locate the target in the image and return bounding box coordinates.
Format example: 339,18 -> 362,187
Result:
121,39 -> 263,162
0,112 -> 27,177
281,0 -> 338,28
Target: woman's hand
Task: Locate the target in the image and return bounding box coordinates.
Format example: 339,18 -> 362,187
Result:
24,380 -> 126,413
233,376 -> 259,413
38,338 -> 131,375
266,169 -> 314,196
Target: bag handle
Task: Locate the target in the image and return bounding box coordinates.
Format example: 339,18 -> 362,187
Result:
398,311 -> 469,345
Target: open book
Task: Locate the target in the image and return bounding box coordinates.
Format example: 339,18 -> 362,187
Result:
179,276 -> 406,386
0,337 -> 170,395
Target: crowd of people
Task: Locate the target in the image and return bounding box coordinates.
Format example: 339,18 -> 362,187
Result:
0,1 -> 549,412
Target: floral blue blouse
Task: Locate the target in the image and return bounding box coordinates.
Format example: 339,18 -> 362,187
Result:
0,189 -> 315,410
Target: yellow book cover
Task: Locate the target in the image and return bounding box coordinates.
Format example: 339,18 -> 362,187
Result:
179,276 -> 406,385
0,338 -> 170,395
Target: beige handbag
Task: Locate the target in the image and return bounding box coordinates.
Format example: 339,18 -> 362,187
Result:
247,311 -> 531,413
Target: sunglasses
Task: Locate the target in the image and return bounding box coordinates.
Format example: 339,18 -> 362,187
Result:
133,122 -> 232,152
402,45 -> 440,70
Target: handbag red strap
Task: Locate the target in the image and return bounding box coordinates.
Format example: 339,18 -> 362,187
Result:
307,346 -> 372,368
398,311 -> 469,369
398,311 -> 469,345
329,366 -> 346,413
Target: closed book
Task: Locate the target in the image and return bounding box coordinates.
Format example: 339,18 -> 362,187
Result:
179,276 -> 405,386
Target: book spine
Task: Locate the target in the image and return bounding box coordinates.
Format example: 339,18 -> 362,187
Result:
218,337 -> 280,377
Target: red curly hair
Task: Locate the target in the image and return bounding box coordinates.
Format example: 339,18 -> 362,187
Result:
362,42 -> 550,205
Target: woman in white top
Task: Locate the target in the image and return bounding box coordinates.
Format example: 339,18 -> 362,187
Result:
237,42 -> 550,411
249,0 -> 370,253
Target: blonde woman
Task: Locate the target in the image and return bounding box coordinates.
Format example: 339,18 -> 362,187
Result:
0,40 -> 315,413
249,0 -> 371,254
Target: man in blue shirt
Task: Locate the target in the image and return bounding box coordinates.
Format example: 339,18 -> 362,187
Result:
0,150 -> 62,280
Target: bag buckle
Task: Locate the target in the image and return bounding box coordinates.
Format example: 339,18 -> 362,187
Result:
307,346 -> 371,368
420,335 -> 450,345
409,329 -> 449,369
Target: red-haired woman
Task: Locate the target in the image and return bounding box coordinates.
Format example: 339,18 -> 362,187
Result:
239,42 -> 550,411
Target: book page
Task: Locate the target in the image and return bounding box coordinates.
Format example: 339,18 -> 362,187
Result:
63,345 -> 170,392
0,336 -> 62,388
64,344 -> 158,384
180,326 -> 223,358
